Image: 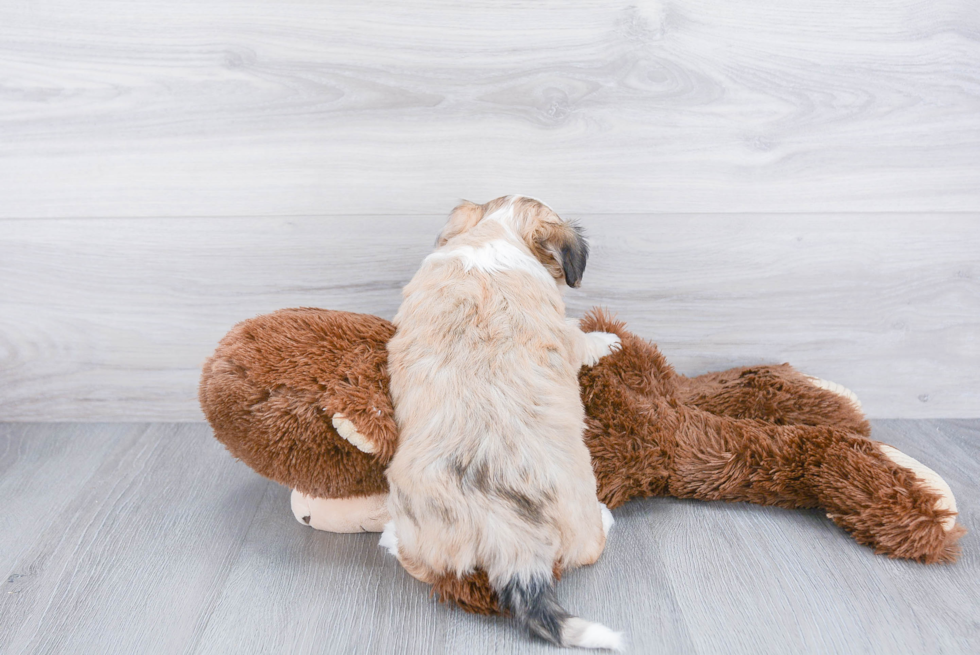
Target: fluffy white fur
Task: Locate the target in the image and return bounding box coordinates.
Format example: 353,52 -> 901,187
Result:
379,520 -> 400,558
599,503 -> 615,537
425,239 -> 555,283
564,618 -> 625,651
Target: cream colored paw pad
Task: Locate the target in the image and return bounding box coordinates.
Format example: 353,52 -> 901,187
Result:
878,445 -> 958,532
331,413 -> 376,454
805,376 -> 863,411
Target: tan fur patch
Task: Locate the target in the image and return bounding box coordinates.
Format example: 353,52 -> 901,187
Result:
437,201 -> 485,246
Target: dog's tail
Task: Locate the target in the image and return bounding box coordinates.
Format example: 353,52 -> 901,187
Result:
495,573 -> 624,650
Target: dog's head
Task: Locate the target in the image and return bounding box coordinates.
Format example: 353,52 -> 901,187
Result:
436,196 -> 589,288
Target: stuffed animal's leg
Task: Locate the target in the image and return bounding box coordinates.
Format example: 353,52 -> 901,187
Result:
821,440 -> 964,562
669,411 -> 964,563
290,489 -> 390,533
674,364 -> 870,436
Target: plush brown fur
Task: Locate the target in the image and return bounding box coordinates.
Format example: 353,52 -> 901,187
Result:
200,307 -> 965,616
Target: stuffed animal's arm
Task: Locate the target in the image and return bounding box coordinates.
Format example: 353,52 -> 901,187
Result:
328,413 -> 390,458
321,375 -> 400,464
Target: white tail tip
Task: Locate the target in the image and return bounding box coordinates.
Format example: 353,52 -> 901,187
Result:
563,617 -> 626,651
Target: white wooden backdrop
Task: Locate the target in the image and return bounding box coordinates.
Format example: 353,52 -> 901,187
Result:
1,0 -> 978,419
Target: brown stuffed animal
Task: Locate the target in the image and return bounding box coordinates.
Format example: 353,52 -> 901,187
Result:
199,307 -> 964,615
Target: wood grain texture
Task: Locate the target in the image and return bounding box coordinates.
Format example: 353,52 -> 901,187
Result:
648,418 -> 980,654
0,424 -> 128,572
0,424 -> 269,655
0,215 -> 976,420
194,482 -> 450,655
0,0 -> 978,218
0,421 -> 977,654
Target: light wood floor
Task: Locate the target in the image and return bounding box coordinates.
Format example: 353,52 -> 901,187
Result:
1,420 -> 976,654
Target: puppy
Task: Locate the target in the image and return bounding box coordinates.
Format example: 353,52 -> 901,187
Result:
383,196 -> 623,650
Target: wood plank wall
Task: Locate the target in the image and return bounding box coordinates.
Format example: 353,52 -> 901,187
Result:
1,0 -> 978,419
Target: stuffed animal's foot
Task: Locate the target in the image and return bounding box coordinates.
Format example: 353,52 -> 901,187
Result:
876,445 -> 958,532
805,376 -> 863,412
823,442 -> 964,563
290,489 -> 390,533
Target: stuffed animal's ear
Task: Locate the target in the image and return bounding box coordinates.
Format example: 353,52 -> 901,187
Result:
436,201 -> 485,246
537,221 -> 589,288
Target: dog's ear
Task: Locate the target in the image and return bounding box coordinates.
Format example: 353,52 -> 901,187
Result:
537,222 -> 589,288
436,201 -> 484,246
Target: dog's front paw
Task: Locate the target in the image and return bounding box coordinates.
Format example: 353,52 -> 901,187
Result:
583,331 -> 622,366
